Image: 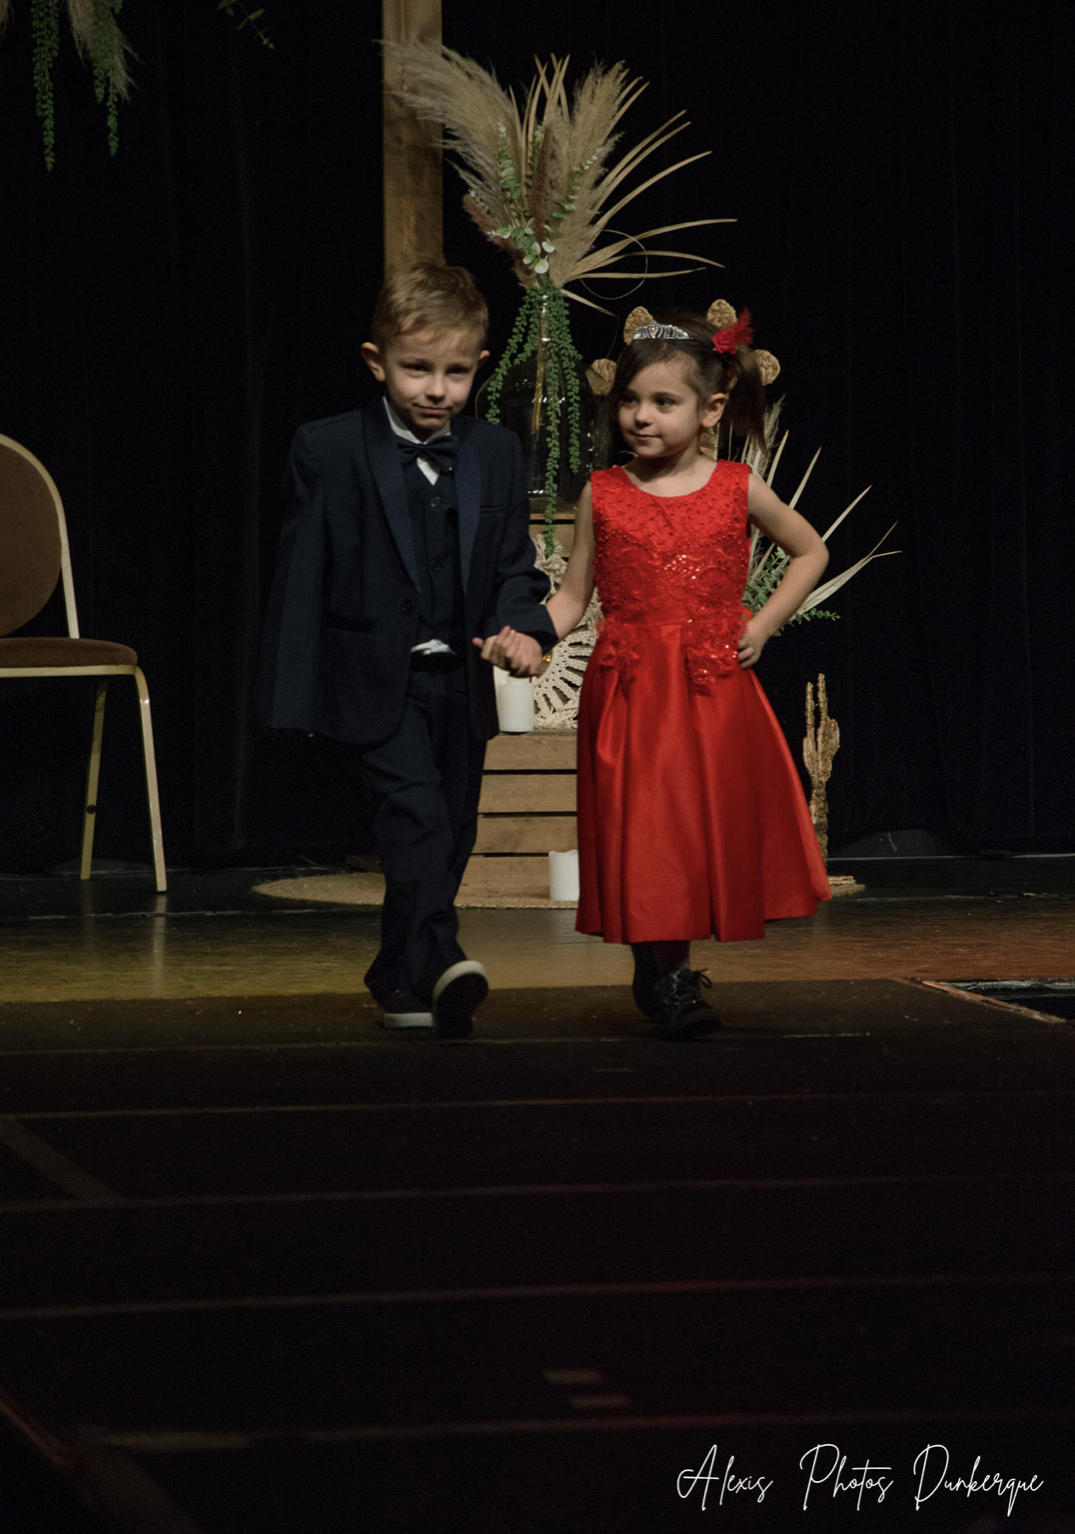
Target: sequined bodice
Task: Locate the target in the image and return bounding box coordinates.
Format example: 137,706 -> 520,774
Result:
590,461 -> 752,684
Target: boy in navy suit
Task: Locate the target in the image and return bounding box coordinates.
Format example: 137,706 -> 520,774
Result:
259,264 -> 556,1038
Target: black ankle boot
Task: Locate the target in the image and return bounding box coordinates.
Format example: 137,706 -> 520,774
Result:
649,965 -> 721,1040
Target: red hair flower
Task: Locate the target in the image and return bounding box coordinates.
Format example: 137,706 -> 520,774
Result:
713,308 -> 754,354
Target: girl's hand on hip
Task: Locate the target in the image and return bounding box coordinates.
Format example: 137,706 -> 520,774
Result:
737,617 -> 770,670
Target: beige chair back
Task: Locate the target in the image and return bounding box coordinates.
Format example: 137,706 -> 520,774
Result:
0,435 -> 78,637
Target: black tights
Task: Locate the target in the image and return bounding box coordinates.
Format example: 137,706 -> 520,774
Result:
631,940 -> 690,979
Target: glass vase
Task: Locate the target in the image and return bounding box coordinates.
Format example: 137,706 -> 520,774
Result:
479,288 -> 607,548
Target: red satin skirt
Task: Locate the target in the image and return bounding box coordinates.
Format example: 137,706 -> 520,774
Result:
575,620 -> 831,944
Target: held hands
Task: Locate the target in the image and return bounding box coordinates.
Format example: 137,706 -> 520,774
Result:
481,617 -> 765,673
737,615 -> 772,671
473,627 -> 548,677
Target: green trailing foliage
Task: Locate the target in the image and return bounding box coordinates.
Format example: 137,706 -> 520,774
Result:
30,0 -> 60,170
18,0 -> 271,169
28,0 -> 128,169
90,0 -> 125,159
744,547 -> 840,631
483,282 -> 584,556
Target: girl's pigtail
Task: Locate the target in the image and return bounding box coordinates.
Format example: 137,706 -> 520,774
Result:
707,300 -> 779,457
723,346 -> 767,452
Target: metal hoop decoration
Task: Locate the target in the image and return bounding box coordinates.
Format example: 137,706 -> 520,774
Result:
579,229 -> 651,307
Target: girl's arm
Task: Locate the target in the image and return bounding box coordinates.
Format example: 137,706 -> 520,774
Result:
477,483 -> 596,675
739,473 -> 829,669
546,481 -> 596,640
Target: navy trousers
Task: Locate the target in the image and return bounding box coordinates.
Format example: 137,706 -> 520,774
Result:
359,665 -> 486,1003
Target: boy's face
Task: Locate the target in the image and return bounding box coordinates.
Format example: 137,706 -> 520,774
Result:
362,328 -> 489,440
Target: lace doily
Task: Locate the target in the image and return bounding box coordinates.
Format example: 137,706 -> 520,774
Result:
531,532 -> 601,730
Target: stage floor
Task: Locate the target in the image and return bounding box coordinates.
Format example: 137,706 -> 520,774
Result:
0,858 -> 1072,1532
1,855 -> 1074,1004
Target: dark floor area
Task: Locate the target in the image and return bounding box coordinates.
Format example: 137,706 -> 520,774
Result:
0,861 -> 1073,1532
3,851 -> 1075,916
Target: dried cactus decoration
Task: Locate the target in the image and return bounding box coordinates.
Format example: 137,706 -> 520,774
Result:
803,674 -> 840,862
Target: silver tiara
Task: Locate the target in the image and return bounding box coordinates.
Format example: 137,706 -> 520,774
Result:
631,323 -> 691,341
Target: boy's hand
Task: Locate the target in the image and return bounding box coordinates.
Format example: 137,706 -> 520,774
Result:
473,628 -> 545,677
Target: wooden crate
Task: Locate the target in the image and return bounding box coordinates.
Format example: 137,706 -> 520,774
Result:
529,506 -> 577,557
461,725 -> 578,898
460,502 -> 581,899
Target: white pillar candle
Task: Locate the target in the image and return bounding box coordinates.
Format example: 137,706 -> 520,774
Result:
548,849 -> 580,901
496,675 -> 535,733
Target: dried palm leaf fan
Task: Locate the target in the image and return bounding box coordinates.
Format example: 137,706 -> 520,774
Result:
383,43 -> 731,549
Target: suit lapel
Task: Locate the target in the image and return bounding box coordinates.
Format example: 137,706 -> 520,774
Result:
362,404 -> 421,591
455,419 -> 480,595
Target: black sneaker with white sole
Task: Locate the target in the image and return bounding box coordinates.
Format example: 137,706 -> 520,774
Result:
431,960 -> 488,1039
380,991 -> 434,1030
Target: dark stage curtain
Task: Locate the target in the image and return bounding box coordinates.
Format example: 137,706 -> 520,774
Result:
0,1 -> 1071,870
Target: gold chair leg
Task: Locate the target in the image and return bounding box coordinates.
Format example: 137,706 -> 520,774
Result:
80,680 -> 109,881
133,666 -> 167,893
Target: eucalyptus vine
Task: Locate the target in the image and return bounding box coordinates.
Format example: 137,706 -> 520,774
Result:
29,0 -> 61,169
21,0 -> 129,169
484,281 -> 584,555
4,0 -> 272,168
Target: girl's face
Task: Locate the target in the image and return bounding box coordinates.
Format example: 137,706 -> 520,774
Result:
617,359 -> 725,462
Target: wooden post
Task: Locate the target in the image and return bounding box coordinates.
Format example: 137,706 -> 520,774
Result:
381,0 -> 444,272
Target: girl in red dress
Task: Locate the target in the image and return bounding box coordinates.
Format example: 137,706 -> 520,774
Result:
490,312 -> 831,1038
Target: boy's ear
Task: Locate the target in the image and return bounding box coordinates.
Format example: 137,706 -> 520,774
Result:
361,342 -> 386,381
477,349 -> 491,369
702,392 -> 727,428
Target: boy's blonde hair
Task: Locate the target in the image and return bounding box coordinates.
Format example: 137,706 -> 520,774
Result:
371,262 -> 488,351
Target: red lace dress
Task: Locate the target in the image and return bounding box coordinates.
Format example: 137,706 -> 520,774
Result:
575,461 -> 830,943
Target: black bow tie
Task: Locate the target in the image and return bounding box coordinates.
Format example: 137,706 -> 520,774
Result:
397,435 -> 457,474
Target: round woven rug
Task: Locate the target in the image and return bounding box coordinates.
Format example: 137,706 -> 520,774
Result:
252,871 -> 862,909
252,872 -> 577,909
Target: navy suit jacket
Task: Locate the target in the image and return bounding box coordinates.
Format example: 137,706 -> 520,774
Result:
258,401 -> 556,746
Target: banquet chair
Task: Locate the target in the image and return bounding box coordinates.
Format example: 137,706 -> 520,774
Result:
0,433 -> 167,891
